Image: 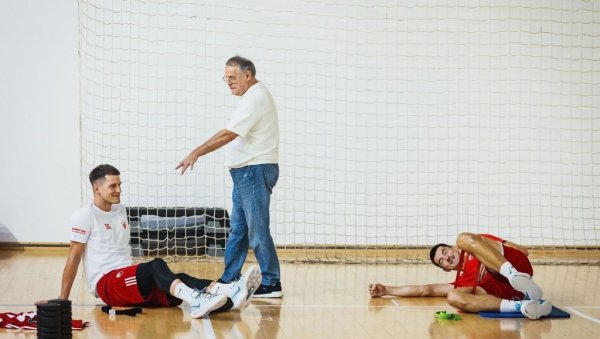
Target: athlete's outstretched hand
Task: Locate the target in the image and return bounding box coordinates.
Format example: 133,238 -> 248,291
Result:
368,283 -> 387,298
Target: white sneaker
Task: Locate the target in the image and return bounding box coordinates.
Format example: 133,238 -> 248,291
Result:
189,291 -> 227,318
210,265 -> 262,309
518,299 -> 553,320
508,272 -> 543,300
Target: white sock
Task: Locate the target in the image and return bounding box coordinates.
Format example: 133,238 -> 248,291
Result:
173,283 -> 196,304
499,261 -> 516,279
209,283 -> 219,295
500,299 -> 520,313
210,282 -> 228,296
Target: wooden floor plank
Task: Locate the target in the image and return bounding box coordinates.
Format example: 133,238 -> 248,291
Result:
0,250 -> 599,338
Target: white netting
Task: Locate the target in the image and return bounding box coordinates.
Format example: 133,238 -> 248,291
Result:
79,0 -> 600,263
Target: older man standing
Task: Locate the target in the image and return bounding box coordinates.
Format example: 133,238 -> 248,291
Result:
177,56 -> 282,297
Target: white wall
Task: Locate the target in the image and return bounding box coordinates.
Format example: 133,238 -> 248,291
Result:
0,0 -> 80,243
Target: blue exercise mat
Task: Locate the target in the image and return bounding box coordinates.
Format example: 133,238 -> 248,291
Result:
479,306 -> 570,319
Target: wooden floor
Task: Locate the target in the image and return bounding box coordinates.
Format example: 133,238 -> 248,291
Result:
1,250 -> 600,338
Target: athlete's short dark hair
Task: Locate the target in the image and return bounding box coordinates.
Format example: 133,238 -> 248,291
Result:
89,164 -> 120,185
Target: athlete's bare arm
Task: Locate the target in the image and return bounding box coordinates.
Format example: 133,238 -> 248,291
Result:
369,283 -> 451,298
59,241 -> 86,299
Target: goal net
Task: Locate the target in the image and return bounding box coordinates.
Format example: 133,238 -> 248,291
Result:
79,0 -> 600,263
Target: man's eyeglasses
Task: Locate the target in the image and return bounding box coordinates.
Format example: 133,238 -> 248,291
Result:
222,75 -> 237,83
222,71 -> 248,84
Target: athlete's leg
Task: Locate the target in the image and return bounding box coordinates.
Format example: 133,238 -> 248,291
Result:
455,233 -> 506,272
136,258 -> 226,318
456,233 -> 542,300
175,273 -> 234,313
136,258 -> 178,297
447,286 -> 501,313
514,300 -> 553,320
175,273 -> 212,291
209,265 -> 262,309
447,287 -> 552,320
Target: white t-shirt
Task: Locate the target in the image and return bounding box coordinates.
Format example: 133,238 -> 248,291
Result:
70,203 -> 132,297
225,81 -> 279,168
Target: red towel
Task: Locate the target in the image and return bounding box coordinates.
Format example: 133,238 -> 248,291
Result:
0,311 -> 88,330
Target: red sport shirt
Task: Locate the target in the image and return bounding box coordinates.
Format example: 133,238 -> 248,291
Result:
452,234 -> 533,300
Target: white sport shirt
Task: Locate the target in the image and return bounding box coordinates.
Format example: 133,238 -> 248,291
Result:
70,203 -> 132,297
225,81 -> 279,168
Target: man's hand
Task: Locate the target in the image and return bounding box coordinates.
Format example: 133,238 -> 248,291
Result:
176,129 -> 238,175
176,153 -> 199,175
368,283 -> 387,298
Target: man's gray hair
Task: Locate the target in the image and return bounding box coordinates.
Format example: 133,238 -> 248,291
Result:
226,56 -> 256,76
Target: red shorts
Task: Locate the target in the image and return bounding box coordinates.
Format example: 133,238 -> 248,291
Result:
96,264 -> 182,307
479,245 -> 534,300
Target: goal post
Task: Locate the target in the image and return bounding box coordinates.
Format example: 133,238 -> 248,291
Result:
79,0 -> 600,264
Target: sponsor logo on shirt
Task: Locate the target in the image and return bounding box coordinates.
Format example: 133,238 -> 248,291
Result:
71,227 -> 86,235
104,224 -> 112,230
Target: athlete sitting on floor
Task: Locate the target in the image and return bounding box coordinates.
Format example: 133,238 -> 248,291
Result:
369,233 -> 553,320
59,164 -> 262,318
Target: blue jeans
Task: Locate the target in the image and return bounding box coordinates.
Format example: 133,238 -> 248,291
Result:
220,164 -> 280,285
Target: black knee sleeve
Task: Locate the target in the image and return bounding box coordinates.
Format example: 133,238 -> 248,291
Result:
136,258 -> 177,297
175,273 -> 212,291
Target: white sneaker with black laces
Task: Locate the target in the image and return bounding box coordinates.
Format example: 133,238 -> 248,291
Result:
517,299 -> 553,320
189,291 -> 227,318
508,272 -> 543,300
210,265 -> 262,309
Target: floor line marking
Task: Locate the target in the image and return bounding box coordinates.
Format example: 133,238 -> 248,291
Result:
564,307 -> 600,325
0,303 -> 445,309
566,306 -> 600,309
201,317 -> 216,339
252,304 -> 448,309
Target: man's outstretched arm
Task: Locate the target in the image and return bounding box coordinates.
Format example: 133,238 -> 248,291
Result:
59,241 -> 86,299
176,129 -> 238,175
369,283 -> 451,298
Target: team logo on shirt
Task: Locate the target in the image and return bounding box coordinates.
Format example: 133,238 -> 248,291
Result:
71,227 -> 86,235
104,223 -> 112,230
116,271 -> 124,278
122,221 -> 127,229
